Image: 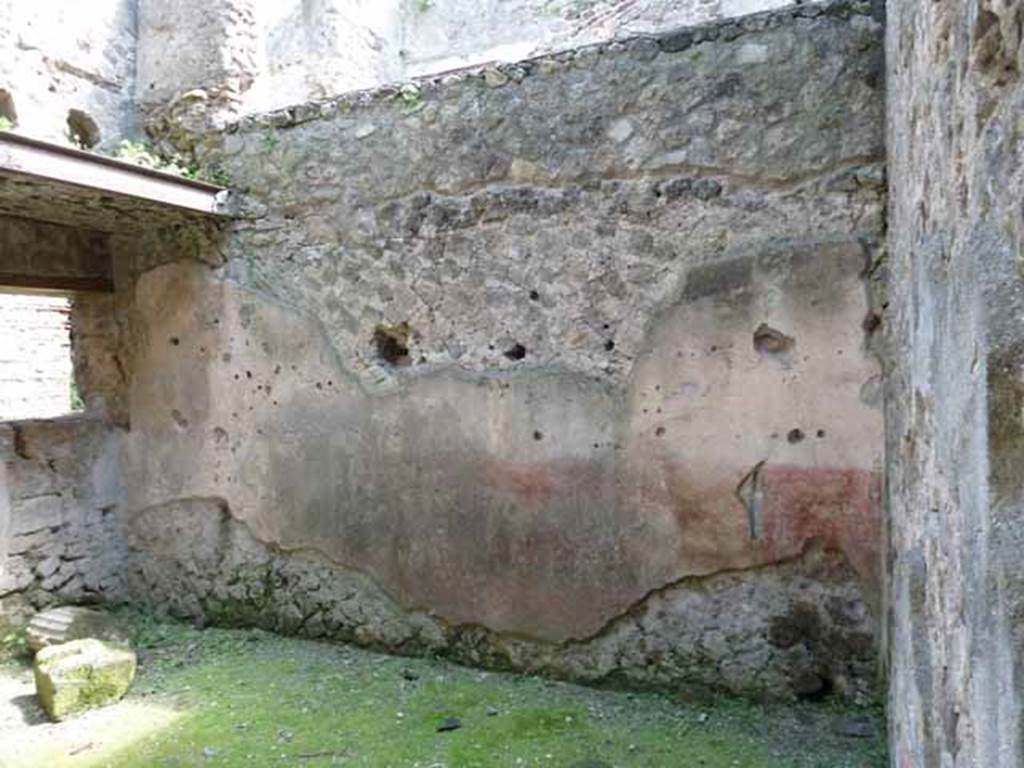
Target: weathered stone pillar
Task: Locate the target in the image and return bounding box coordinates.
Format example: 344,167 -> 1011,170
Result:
136,0 -> 260,149
886,0 -> 1023,764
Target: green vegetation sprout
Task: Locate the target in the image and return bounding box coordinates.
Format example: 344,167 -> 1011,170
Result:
109,140 -> 229,185
397,84 -> 425,113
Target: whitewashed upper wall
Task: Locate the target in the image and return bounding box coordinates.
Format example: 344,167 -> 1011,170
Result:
137,0 -> 797,121
0,0 -> 138,147
398,0 -> 795,79
0,0 -> 796,147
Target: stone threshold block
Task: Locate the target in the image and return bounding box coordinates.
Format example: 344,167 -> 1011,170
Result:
33,638 -> 137,721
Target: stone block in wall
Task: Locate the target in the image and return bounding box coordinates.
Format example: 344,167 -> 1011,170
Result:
0,558 -> 33,598
7,529 -> 63,558
10,496 -> 63,537
0,593 -> 33,630
7,461 -> 62,502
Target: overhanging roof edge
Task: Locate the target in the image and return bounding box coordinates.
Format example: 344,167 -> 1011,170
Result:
0,131 -> 231,218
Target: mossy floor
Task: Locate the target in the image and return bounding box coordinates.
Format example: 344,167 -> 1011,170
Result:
0,613 -> 886,767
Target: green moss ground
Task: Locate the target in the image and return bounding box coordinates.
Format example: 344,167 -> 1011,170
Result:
1,613 -> 886,767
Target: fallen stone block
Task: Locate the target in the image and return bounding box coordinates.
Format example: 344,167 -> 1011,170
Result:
26,606 -> 130,652
33,638 -> 137,721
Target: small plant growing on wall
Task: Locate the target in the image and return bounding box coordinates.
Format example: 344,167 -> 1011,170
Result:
397,84 -> 425,114
69,380 -> 85,412
0,89 -> 17,130
109,140 -> 230,186
111,140 -> 195,176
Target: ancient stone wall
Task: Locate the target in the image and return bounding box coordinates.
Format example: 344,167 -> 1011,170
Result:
0,416 -> 125,628
0,0 -> 138,147
122,2 -> 887,700
885,0 -> 1024,763
0,289 -> 126,630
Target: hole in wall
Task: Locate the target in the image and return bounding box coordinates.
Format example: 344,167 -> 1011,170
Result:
861,312 -> 882,335
795,672 -> 835,702
753,323 -> 795,365
66,109 -> 101,149
0,89 -> 17,127
504,343 -> 527,361
373,322 -> 412,367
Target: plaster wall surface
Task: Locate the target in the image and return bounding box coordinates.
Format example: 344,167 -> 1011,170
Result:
886,0 -> 1024,764
123,2 -> 887,699
0,0 -> 138,147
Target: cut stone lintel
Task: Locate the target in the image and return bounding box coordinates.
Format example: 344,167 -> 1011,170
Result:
0,215 -> 113,293
0,131 -> 232,236
0,274 -> 112,293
